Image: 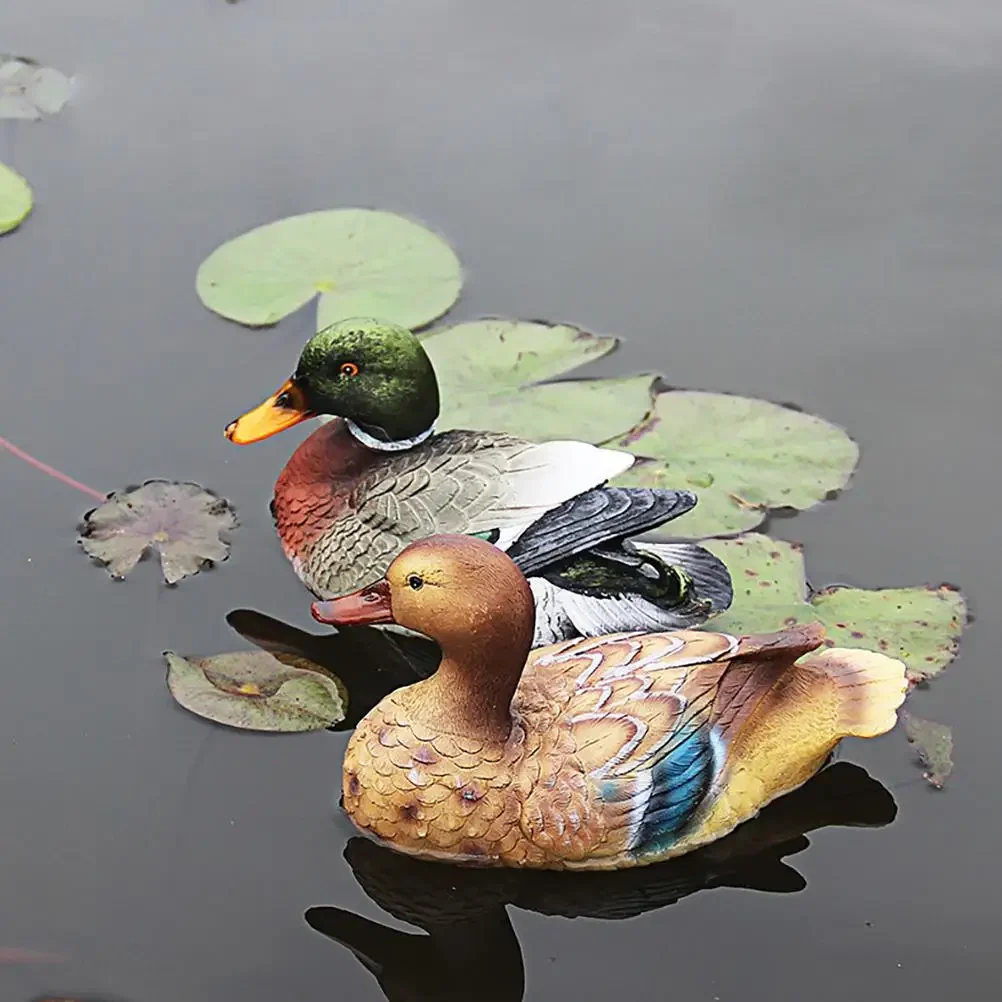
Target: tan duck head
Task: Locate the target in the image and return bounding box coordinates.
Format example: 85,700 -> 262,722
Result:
317,533 -> 536,741
313,535 -> 907,871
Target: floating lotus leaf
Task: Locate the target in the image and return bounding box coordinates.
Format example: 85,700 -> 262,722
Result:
0,161 -> 32,235
196,209 -> 462,330
422,323 -> 857,537
422,319 -> 656,442
0,56 -> 73,120
165,650 -> 346,732
78,481 -> 237,584
704,534 -> 966,681
614,392 -> 859,538
901,711 -> 953,789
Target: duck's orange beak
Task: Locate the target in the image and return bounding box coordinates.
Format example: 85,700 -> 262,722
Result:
224,380 -> 316,444
312,580 -> 394,627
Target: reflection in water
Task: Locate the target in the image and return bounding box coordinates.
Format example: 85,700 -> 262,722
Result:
225,609 -> 440,729
305,763 -> 896,1002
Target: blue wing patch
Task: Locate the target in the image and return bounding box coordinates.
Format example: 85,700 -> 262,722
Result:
631,727 -> 715,857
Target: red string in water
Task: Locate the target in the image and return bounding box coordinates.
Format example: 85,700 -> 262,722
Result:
0,435 -> 106,501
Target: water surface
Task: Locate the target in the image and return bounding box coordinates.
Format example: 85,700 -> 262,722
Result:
1,2 -> 999,999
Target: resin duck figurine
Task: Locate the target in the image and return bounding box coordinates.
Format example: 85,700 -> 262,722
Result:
225,318 -> 732,645
311,535 -> 907,871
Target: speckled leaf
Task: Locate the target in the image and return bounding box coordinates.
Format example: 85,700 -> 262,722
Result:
0,161 -> 32,235
704,534 -> 966,680
423,319 -> 657,442
197,209 -> 462,330
78,481 -> 237,585
810,585 -> 966,681
0,56 -> 73,120
901,711 -> 953,789
165,650 -> 346,732
615,392 -> 859,538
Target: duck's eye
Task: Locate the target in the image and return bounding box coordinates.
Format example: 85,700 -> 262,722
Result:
275,391 -> 292,408
407,574 -> 424,590
340,361 -> 360,378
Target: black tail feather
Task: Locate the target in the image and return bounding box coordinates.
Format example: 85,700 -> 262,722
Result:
507,487 -> 696,577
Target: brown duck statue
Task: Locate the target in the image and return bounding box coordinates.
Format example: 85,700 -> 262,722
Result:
312,534 -> 907,870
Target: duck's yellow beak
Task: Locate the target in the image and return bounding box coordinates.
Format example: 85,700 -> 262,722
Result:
225,380 -> 316,444
312,580 -> 394,627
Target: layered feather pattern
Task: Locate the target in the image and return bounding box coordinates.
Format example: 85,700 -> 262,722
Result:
343,622 -> 907,870
274,421 -> 730,643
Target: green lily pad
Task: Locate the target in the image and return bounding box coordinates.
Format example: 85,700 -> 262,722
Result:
703,534 -> 966,681
165,650 -> 347,732
0,161 -> 32,235
196,209 -> 462,330
78,481 -> 238,585
901,711 -> 953,789
423,319 -> 657,442
0,55 -> 73,120
614,392 -> 859,538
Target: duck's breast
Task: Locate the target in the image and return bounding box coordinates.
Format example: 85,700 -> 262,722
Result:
341,700 -> 535,864
271,420 -> 373,590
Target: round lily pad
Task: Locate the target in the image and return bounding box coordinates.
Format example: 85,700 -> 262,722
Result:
0,161 -> 32,235
615,392 -> 859,538
196,209 -> 462,329
78,480 -> 238,585
421,319 -> 657,442
166,650 -> 346,732
704,534 -> 967,681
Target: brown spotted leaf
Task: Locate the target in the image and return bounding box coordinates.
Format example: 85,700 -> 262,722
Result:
902,711 -> 954,789
165,649 -> 346,732
79,480 -> 237,585
704,534 -> 967,681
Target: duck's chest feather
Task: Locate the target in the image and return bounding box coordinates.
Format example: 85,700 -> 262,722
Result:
343,685 -> 613,868
271,422 -> 534,597
271,420 -> 374,563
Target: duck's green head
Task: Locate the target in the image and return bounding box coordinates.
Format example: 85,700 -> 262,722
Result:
225,318 -> 440,448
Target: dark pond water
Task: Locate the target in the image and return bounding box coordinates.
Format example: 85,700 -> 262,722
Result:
2,2 -> 1000,999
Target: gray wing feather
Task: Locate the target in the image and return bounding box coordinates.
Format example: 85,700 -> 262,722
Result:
302,432 -> 629,598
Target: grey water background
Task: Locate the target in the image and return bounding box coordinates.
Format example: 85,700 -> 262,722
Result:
1,1 -> 1000,999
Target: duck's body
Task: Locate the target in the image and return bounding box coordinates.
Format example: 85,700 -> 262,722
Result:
314,535 -> 907,871
228,319 -> 733,645
272,416 -> 622,599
